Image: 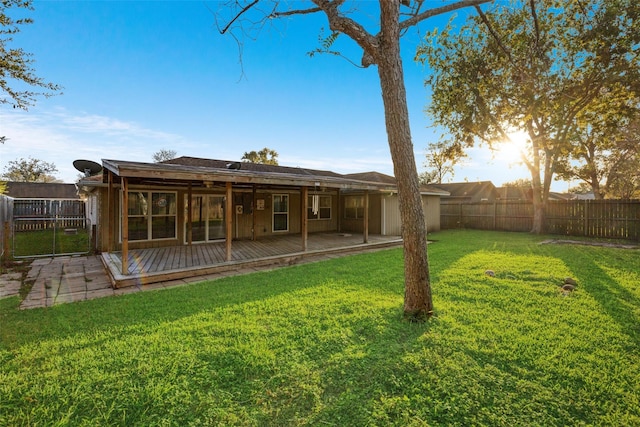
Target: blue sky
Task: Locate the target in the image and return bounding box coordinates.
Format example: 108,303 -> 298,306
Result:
1,1 -> 547,188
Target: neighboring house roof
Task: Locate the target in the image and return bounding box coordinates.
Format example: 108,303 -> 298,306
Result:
496,186 -> 531,201
431,181 -> 499,202
566,192 -> 596,200
549,192 -> 576,201
5,182 -> 79,199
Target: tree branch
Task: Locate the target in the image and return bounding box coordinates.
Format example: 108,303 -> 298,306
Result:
474,4 -> 513,63
529,0 -> 540,49
270,6 -> 322,18
400,0 -> 492,31
219,0 -> 259,35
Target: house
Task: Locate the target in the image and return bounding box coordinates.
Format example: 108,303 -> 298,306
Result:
496,185 -> 531,201
496,186 -> 587,202
431,181 -> 500,203
5,181 -> 79,199
77,156 -> 447,286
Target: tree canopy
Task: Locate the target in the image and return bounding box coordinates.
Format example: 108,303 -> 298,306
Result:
152,149 -> 177,163
241,147 -> 279,165
1,0 -> 61,110
2,157 -> 59,182
417,0 -> 640,231
420,140 -> 466,184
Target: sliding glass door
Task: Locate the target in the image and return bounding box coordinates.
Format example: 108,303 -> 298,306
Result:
185,195 -> 225,243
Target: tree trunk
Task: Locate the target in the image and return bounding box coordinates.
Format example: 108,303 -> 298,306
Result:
378,1 -> 433,321
531,199 -> 545,234
530,181 -> 546,234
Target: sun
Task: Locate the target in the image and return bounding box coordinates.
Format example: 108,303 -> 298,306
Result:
494,130 -> 530,163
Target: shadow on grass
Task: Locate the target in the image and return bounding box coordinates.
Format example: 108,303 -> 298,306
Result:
1,230 -> 544,349
0,248 -> 409,349
552,246 -> 640,348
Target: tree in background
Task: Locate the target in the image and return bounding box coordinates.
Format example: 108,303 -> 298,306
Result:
241,147 -> 279,165
603,128 -> 640,199
554,82 -> 640,199
418,0 -> 640,233
502,178 -> 532,189
568,182 -> 593,196
0,0 -> 61,110
556,113 -> 640,199
2,157 -> 59,182
152,149 -> 177,163
216,0 -> 490,321
420,140 -> 466,184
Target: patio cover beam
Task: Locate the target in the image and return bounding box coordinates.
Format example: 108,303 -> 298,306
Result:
302,186 -> 308,251
121,177 -> 129,276
225,182 -> 233,262
101,159 -> 394,193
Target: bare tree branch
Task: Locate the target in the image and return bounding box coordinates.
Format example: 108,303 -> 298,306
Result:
270,6 -> 322,18
219,0 -> 259,35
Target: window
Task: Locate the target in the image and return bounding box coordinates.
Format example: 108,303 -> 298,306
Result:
344,195 -> 365,219
307,195 -> 331,220
124,191 -> 177,241
273,194 -> 288,232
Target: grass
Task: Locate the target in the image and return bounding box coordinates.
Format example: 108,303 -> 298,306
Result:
1,230 -> 639,426
12,228 -> 91,257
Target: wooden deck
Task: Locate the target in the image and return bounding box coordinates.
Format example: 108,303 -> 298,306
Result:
101,233 -> 402,288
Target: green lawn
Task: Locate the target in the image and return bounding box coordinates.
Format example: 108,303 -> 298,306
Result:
1,230 -> 639,426
12,227 -> 91,257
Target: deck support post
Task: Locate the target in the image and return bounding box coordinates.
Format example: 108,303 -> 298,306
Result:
121,176 -> 129,275
363,190 -> 369,243
187,182 -> 193,245
301,186 -> 308,251
225,182 -> 233,261
107,170 -> 114,252
252,185 -> 257,241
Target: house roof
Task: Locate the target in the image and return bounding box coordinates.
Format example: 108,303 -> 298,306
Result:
496,186 -> 531,200
431,181 -> 499,201
92,157 -> 399,192
5,182 -> 79,199
344,171 -> 396,185
163,157 -> 344,179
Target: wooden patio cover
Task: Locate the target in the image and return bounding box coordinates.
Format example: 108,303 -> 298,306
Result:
100,159 -> 397,276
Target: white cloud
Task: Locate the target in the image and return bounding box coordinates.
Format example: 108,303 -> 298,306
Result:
0,108 -> 190,182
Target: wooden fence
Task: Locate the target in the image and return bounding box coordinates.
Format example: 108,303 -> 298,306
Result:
13,199 -> 86,231
441,199 -> 640,241
0,195 -> 13,258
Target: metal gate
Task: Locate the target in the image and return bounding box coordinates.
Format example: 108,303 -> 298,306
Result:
11,199 -> 91,258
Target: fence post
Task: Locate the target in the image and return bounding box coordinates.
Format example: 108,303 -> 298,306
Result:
493,202 -> 497,230
3,221 -> 9,263
584,200 -> 589,236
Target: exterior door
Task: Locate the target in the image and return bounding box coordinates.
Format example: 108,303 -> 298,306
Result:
185,195 -> 225,243
207,196 -> 225,240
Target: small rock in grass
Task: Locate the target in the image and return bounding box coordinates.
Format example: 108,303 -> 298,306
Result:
562,283 -> 576,292
564,277 -> 577,286
485,270 -> 495,277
